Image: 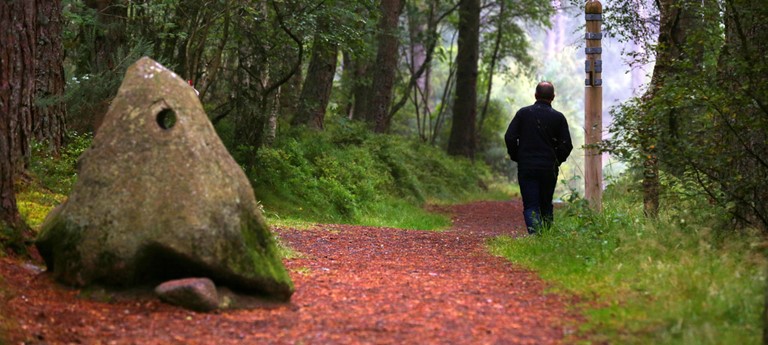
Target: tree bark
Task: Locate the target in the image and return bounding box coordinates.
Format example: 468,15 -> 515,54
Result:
643,0 -> 707,217
0,0 -> 34,236
447,0 -> 480,158
84,0 -> 127,72
368,0 -> 404,133
293,22 -> 339,130
350,55 -> 371,121
229,0 -> 304,150
34,0 -> 67,153
79,0 -> 126,132
280,71 -> 303,124
265,87 -> 281,146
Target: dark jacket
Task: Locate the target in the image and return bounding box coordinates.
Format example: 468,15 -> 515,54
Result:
505,100 -> 573,170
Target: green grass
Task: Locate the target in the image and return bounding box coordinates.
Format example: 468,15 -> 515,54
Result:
274,237 -> 304,260
264,214 -> 318,231
489,180 -> 767,344
259,192 -> 453,231
355,197 -> 451,230
264,197 -> 452,231
16,188 -> 66,230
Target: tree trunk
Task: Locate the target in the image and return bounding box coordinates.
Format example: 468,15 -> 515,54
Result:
340,52 -> 356,119
265,87 -> 281,146
231,0 -> 303,151
643,0 -> 707,217
447,0 -> 480,158
0,0 -> 34,237
34,0 -> 66,153
280,71 -> 303,124
350,55 -> 371,121
407,12 -> 429,141
390,0 -> 454,124
477,1 -> 505,140
641,0 -> 673,218
84,0 -> 127,72
411,16 -> 431,118
81,0 -> 126,132
343,5 -> 375,121
232,62 -> 270,153
293,22 -> 339,130
368,0 -> 404,133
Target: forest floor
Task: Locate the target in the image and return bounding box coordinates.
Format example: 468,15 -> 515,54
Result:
0,200 -> 581,344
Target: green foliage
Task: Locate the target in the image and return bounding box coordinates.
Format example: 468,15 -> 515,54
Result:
28,132 -> 92,195
0,223 -> 13,253
63,40 -> 155,132
489,177 -> 766,344
16,132 -> 91,231
609,69 -> 768,230
605,1 -> 768,231
477,99 -> 511,175
241,123 -> 490,228
480,0 -> 552,73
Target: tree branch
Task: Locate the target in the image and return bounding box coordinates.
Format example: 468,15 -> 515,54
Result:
477,1 -> 505,138
707,98 -> 768,171
262,0 -> 304,104
388,2 -> 459,120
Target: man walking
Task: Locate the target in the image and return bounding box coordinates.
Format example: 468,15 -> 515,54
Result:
505,82 -> 573,234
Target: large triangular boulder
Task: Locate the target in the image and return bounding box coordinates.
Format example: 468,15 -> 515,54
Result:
36,57 -> 293,301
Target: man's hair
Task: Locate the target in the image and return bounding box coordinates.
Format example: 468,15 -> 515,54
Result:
535,82 -> 555,101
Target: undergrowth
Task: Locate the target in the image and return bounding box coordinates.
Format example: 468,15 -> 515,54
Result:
16,133 -> 91,230
489,177 -> 767,344
230,122 -> 495,230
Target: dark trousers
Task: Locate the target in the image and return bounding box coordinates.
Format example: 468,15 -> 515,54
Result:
518,168 -> 558,234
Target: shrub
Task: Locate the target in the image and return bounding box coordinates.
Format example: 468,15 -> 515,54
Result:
243,122 -> 491,226
28,132 -> 92,195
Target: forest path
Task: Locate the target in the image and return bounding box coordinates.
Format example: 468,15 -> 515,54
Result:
1,200 -> 578,344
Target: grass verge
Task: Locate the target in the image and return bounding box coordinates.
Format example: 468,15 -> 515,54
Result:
489,179 -> 767,344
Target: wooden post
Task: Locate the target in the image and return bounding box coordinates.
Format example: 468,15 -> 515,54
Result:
585,0 -> 603,211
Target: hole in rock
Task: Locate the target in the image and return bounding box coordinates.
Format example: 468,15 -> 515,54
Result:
156,108 -> 177,130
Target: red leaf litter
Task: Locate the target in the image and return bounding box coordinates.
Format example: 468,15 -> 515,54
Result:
1,200 -> 581,344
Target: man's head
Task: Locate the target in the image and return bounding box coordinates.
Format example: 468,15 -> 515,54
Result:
535,81 -> 555,103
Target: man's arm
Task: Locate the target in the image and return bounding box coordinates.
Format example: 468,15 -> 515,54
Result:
556,116 -> 573,164
505,113 -> 521,162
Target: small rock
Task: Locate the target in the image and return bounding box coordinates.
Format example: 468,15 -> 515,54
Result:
155,278 -> 219,312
